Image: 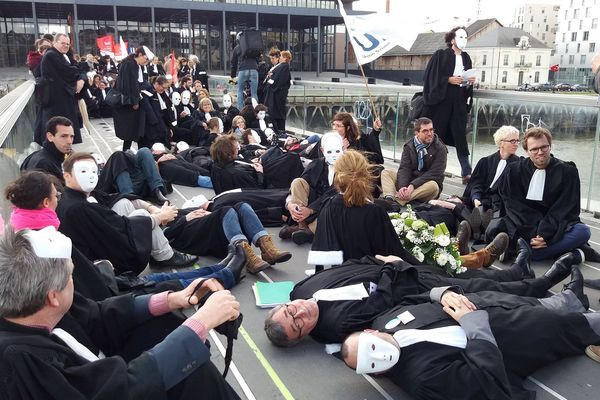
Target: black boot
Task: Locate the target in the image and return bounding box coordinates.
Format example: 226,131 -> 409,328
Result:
512,238 -> 534,279
456,220 -> 471,255
563,266 -> 589,310
223,243 -> 247,284
151,251 -> 198,268
543,252 -> 575,286
465,207 -> 481,240
579,243 -> 600,263
584,278 -> 600,290
218,244 -> 237,267
150,187 -> 169,206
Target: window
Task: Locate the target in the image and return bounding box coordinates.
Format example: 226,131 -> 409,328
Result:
591,43 -> 596,52
530,16 -> 534,22
564,9 -> 568,19
542,33 -> 546,40
592,18 -> 598,29
584,31 -> 589,41
581,55 -> 587,64
569,55 -> 575,64
560,55 -> 564,64
568,21 -> 572,30
565,43 -> 569,53
562,32 -> 566,42
572,32 -> 577,41
534,71 -> 540,83
577,43 -> 581,52
536,55 -> 541,66
520,55 -> 525,65
586,7 -> 591,17
502,71 -> 507,83
482,54 -> 487,66
574,9 -> 579,18
579,20 -> 583,30
503,54 -> 509,66
481,70 -> 486,82
546,24 -> 549,31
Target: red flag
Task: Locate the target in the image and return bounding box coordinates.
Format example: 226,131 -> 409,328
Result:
96,35 -> 115,56
170,50 -> 178,85
550,64 -> 559,72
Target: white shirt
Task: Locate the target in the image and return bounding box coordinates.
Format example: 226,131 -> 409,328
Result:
453,54 -> 464,77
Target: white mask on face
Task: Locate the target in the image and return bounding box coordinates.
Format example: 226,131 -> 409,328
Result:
321,132 -> 344,165
454,29 -> 468,50
222,94 -> 232,108
73,160 -> 98,193
181,90 -> 191,106
355,332 -> 400,375
257,111 -> 266,120
172,92 -> 181,106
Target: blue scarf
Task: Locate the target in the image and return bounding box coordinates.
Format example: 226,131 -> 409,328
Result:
414,136 -> 428,171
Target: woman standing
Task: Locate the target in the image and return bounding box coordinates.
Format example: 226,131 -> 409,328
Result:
264,50 -> 292,132
112,47 -> 148,151
422,26 -> 476,184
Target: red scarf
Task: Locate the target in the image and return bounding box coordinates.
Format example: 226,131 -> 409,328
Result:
10,207 -> 60,231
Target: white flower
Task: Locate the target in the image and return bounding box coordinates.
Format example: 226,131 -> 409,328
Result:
406,230 -> 417,243
434,234 -> 451,247
435,252 -> 448,266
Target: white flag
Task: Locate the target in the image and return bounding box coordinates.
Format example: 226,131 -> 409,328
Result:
337,0 -> 404,65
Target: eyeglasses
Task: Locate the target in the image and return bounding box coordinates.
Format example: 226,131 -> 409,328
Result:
284,304 -> 304,339
54,192 -> 62,201
419,128 -> 435,134
332,122 -> 345,128
502,139 -> 520,145
57,41 -> 70,46
528,144 -> 550,153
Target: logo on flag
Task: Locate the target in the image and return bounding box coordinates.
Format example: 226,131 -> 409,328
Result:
550,64 -> 559,72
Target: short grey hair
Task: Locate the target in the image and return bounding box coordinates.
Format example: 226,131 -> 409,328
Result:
0,228 -> 72,318
54,33 -> 69,43
493,125 -> 520,147
264,305 -> 301,347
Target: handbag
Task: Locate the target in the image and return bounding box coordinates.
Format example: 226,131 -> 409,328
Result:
104,88 -> 124,107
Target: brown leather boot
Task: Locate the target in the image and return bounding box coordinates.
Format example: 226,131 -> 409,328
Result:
459,249 -> 490,269
456,220 -> 471,255
238,241 -> 270,274
258,235 -> 292,265
484,232 -> 509,267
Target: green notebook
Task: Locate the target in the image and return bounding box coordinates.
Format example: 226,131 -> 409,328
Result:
252,281 -> 294,308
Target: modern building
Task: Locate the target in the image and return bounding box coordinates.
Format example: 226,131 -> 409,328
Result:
0,0 -> 359,73
468,27 -> 552,89
511,3 -> 560,48
553,0 -> 599,85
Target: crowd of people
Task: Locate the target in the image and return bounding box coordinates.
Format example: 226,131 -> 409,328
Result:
2,28 -> 600,399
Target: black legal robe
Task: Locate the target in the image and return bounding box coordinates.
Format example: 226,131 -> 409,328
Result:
157,156 -> 210,187
260,147 -> 304,189
463,151 -> 519,211
498,156 -> 581,243
219,105 -> 240,133
290,256 -> 549,344
210,160 -> 265,195
113,59 -> 145,142
264,62 -> 291,121
139,83 -> 170,149
303,129 -> 384,165
57,188 -> 152,275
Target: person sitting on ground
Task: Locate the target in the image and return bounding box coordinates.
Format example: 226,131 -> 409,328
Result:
138,76 -> 171,149
192,98 -> 222,146
490,127 -> 600,263
380,117 -> 447,206
220,93 -> 240,133
249,104 -> 277,145
229,115 -> 247,139
264,242 -> 576,347
0,227 -> 242,400
21,116 -> 74,182
341,273 -> 598,400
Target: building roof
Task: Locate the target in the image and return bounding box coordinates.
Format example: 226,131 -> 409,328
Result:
468,27 -> 551,49
382,45 -> 409,56
406,32 -> 446,55
466,18 -> 503,36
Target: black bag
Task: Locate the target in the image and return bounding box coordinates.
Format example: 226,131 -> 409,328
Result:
34,77 -> 50,106
104,88 -> 124,107
239,29 -> 264,59
408,91 -> 424,121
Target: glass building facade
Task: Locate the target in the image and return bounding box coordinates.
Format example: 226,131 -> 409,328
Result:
0,0 -> 345,72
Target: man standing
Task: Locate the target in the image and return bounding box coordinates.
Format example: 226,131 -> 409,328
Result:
494,127 -> 599,262
230,32 -> 260,110
381,117 -> 447,205
35,33 -> 85,145
21,116 -> 74,181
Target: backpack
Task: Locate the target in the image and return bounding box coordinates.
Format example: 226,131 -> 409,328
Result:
239,29 -> 264,59
408,91 -> 424,121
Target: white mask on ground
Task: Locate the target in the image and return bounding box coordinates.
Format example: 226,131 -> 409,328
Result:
355,332 -> 400,375
73,160 -> 98,193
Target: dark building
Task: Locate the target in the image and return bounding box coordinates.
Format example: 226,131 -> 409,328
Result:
0,0 -> 358,73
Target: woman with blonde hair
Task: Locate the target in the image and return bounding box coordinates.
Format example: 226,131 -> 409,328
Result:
307,150 -> 418,266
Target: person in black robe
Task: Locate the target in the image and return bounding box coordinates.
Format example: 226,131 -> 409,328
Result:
0,228 -> 241,400
148,56 -> 166,78
89,79 -> 113,118
263,251 -> 575,347
492,128 -> 596,262
422,27 -> 475,182
35,34 -> 86,145
167,91 -> 201,147
264,50 -> 292,132
189,57 -> 209,90
112,47 -> 148,151
219,93 -> 240,133
345,287 -> 600,400
191,98 -> 222,146
138,78 -> 171,149
250,104 -> 278,145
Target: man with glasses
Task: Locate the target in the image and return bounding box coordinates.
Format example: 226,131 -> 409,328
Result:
35,33 -> 85,145
381,117 -> 448,205
491,127 -> 600,263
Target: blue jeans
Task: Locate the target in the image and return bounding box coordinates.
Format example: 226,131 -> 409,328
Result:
236,69 -> 259,109
115,147 -> 164,194
531,223 -> 591,261
222,203 -> 267,245
144,263 -> 235,289
458,154 -> 472,177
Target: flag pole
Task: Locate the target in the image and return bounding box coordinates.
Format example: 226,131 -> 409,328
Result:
358,62 -> 379,122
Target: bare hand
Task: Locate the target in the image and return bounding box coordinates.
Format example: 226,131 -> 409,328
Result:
157,153 -> 177,163
289,203 -> 312,222
441,291 -> 477,312
132,104 -> 139,110
530,235 -> 547,249
159,203 -> 177,224
184,278 -> 226,306
185,208 -> 211,221
191,290 -> 240,329
467,76 -> 477,84
448,76 -> 463,85
252,161 -> 263,173
373,118 -> 382,130
443,303 -> 473,321
473,199 -> 481,208
375,254 -> 401,263
342,137 -> 350,150
76,79 -> 84,93
397,185 -> 414,201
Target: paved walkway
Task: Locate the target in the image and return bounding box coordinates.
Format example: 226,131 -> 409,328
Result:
74,116 -> 600,400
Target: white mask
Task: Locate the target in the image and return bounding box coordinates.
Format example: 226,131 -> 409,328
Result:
454,29 -> 468,50
222,94 -> 232,108
321,132 -> 344,165
73,160 -> 98,193
257,111 -> 266,120
355,332 -> 400,375
181,90 -> 191,106
172,92 -> 181,106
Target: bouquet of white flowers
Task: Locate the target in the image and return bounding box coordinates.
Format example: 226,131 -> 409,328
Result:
389,206 -> 466,275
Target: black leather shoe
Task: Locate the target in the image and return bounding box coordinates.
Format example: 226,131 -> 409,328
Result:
456,220 -> 471,255
583,278 -> 600,290
465,207 -> 481,239
579,243 -> 600,263
150,188 -> 169,206
563,266 -> 589,310
217,244 -> 237,268
292,228 -> 314,245
224,243 -> 246,284
151,251 -> 198,269
514,238 -> 534,279
543,252 -> 575,286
